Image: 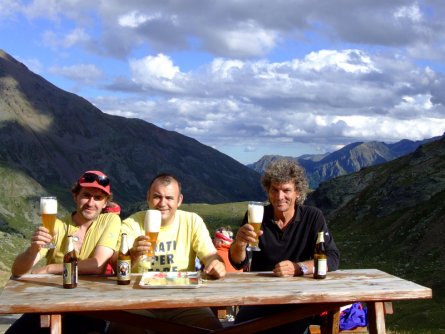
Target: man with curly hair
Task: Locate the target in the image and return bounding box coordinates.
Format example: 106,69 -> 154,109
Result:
229,158 -> 340,334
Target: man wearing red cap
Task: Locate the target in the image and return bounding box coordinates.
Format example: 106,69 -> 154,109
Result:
7,170 -> 121,334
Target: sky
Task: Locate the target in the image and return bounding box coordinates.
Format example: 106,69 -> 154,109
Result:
1,1 -> 445,164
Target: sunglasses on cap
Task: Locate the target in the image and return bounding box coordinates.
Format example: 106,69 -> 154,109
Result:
81,172 -> 110,187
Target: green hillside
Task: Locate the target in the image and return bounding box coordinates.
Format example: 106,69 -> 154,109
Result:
306,137 -> 445,333
181,202 -> 248,233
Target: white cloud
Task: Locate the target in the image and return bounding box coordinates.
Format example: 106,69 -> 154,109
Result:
301,50 -> 378,73
49,64 -> 103,83
64,28 -> 89,47
98,48 -> 445,154
118,11 -> 156,28
340,116 -> 445,143
129,54 -> 184,93
21,0 -> 61,20
214,21 -> 278,57
42,28 -> 90,50
131,54 -> 179,80
0,0 -> 20,20
393,4 -> 423,22
5,0 -> 445,163
209,58 -> 245,80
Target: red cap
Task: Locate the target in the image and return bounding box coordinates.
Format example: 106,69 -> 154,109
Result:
78,170 -> 111,195
215,232 -> 233,243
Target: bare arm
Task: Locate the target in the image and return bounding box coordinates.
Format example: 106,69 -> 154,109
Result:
201,253 -> 226,279
32,245 -> 115,275
11,247 -> 43,277
11,227 -> 52,277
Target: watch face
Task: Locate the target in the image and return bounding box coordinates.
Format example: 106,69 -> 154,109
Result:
299,263 -> 308,274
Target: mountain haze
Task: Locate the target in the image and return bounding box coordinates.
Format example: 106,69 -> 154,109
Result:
248,139 -> 437,188
0,49 -> 263,210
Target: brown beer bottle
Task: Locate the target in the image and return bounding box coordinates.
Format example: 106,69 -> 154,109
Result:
313,231 -> 327,279
117,233 -> 131,285
63,235 -> 78,288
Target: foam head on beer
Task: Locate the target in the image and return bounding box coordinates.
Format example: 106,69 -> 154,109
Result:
40,197 -> 57,214
247,202 -> 264,223
144,209 -> 162,232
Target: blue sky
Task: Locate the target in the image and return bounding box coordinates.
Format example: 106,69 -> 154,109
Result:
2,1 -> 445,164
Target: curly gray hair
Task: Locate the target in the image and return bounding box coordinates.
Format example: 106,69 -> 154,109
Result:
260,159 -> 309,205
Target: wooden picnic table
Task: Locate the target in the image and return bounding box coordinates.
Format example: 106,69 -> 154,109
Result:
0,269 -> 432,334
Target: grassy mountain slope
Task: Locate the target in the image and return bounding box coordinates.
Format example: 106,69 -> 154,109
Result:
307,136 -> 445,332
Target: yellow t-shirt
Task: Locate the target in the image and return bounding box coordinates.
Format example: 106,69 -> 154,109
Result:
122,210 -> 216,272
40,212 -> 121,264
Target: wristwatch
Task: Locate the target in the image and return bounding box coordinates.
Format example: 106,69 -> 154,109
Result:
297,262 -> 308,276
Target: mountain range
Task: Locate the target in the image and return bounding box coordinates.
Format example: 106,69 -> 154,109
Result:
0,49 -> 264,213
248,138 -> 439,189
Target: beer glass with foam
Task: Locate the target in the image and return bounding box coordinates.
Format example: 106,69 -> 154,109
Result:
247,201 -> 264,251
144,209 -> 162,261
40,196 -> 57,249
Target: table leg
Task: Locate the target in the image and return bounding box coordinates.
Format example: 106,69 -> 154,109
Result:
50,314 -> 62,334
40,314 -> 50,328
40,314 -> 62,334
322,309 -> 340,334
367,302 -> 386,334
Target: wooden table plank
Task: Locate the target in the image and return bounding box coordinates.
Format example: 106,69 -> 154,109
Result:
0,270 -> 431,314
0,269 -> 432,334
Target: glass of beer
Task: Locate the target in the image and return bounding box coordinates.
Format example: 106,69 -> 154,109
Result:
247,201 -> 264,251
40,196 -> 57,249
144,209 -> 162,261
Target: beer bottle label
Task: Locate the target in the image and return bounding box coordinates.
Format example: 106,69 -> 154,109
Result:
316,259 -> 327,276
117,260 -> 131,280
63,263 -> 72,284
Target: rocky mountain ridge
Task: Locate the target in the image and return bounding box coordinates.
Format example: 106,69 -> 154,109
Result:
248,138 -> 438,188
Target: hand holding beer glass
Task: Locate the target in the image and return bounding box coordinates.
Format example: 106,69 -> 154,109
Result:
40,196 -> 57,249
247,201 -> 264,251
144,209 -> 162,263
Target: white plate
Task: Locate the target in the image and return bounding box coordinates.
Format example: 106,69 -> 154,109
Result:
139,272 -> 201,289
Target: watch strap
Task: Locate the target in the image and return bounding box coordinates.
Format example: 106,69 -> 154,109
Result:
297,262 -> 308,275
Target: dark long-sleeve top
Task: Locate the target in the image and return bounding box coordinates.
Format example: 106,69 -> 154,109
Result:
229,204 -> 340,272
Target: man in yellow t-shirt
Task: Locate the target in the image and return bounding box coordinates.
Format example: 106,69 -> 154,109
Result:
7,170 -> 121,334
109,173 -> 226,333
122,208 -> 217,273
